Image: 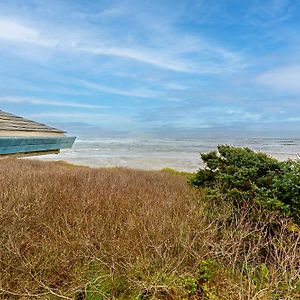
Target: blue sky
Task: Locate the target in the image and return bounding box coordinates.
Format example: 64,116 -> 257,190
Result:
0,0 -> 300,137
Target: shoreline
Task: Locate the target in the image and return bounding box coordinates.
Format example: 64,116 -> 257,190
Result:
25,136 -> 300,172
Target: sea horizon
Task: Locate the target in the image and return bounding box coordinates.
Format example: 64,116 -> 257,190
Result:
34,136 -> 300,172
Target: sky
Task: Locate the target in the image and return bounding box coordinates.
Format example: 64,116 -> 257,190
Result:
0,0 -> 300,138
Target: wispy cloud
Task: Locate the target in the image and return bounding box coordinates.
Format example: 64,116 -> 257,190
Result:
74,79 -> 162,99
245,0 -> 297,26
0,16 -> 244,74
29,112 -> 131,123
93,6 -> 126,20
135,104 -> 262,127
257,65 -> 300,93
0,96 -> 106,109
0,18 -> 56,47
81,40 -> 244,74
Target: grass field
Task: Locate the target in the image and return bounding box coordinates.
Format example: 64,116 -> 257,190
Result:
0,159 -> 299,299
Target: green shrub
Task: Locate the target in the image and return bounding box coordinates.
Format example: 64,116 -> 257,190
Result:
189,145 -> 300,223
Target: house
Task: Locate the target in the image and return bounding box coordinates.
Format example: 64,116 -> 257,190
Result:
0,110 -> 76,157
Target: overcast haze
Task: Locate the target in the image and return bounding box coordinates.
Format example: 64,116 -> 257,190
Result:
0,0 -> 300,137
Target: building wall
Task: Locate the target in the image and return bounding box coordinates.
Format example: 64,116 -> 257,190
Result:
0,136 -> 76,156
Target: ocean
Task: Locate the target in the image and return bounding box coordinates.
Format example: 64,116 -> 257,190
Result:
35,137 -> 300,172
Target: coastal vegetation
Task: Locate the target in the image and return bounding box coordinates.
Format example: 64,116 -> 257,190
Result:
190,145 -> 300,223
0,149 -> 299,299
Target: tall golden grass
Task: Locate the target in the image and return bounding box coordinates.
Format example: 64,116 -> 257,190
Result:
0,159 -> 299,299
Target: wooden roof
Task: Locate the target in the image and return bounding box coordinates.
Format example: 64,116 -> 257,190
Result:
0,110 -> 64,134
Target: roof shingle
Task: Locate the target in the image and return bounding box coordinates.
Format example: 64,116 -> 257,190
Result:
0,110 -> 64,133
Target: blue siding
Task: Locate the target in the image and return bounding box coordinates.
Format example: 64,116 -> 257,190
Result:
0,136 -> 76,155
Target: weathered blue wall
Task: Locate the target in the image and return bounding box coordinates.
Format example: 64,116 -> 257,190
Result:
0,136 -> 76,155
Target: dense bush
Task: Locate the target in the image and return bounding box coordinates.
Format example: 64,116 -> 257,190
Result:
190,145 -> 300,223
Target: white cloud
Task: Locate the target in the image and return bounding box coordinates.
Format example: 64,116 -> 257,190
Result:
80,45 -> 196,73
0,16 -> 244,74
257,65 -> 300,93
0,96 -> 106,109
75,79 -> 162,99
0,18 -> 56,47
0,18 -> 39,42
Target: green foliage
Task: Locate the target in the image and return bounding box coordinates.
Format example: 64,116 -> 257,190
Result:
177,275 -> 198,295
190,145 -> 300,222
197,260 -> 220,300
251,263 -> 270,288
198,259 -> 218,282
135,272 -> 198,299
161,167 -> 192,177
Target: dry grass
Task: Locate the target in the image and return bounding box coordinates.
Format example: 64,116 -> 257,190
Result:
0,159 -> 299,299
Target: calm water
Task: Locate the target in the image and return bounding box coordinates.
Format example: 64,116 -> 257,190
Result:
36,137 -> 300,172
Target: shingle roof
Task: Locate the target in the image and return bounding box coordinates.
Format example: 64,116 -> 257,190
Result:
0,110 -> 64,134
